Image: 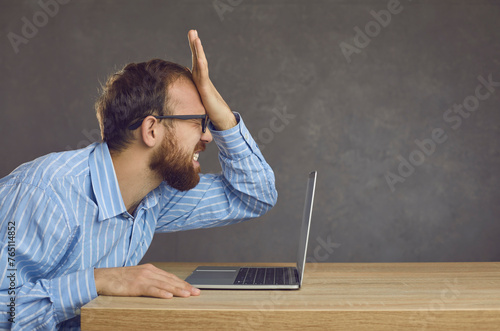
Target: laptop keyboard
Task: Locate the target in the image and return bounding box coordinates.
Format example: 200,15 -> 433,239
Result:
233,267 -> 299,285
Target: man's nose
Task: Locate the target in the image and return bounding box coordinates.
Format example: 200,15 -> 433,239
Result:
201,129 -> 213,143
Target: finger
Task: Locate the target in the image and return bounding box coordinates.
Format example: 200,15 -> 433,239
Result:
152,279 -> 193,298
141,285 -> 174,299
163,276 -> 201,296
133,265 -> 199,298
194,37 -> 207,69
193,38 -> 210,92
147,266 -> 200,295
136,271 -> 191,298
188,30 -> 198,71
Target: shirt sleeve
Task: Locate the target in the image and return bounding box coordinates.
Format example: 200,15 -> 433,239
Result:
155,112 -> 278,232
0,182 -> 97,330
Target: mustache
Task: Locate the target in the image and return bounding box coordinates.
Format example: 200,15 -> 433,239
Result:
195,142 -> 206,152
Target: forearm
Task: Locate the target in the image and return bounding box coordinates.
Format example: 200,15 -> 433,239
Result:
204,91 -> 237,131
212,113 -> 278,213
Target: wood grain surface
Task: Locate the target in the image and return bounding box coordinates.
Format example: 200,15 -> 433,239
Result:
81,262 -> 500,330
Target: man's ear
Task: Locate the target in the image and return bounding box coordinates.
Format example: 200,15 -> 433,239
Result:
140,116 -> 161,148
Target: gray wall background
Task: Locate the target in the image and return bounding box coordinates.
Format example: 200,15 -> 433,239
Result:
1,0 -> 499,263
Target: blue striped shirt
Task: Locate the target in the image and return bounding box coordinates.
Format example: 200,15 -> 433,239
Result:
0,114 -> 277,330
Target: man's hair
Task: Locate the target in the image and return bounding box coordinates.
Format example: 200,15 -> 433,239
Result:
95,59 -> 192,152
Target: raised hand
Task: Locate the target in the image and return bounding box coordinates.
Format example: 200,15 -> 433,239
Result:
188,29 -> 237,131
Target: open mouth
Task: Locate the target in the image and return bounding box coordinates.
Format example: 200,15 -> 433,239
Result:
192,143 -> 205,163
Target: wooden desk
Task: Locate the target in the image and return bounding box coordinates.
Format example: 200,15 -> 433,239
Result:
81,262 -> 500,330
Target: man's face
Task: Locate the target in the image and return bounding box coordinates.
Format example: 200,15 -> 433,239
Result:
148,77 -> 212,191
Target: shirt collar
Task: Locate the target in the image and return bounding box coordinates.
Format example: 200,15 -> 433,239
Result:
89,142 -> 127,221
145,185 -> 163,209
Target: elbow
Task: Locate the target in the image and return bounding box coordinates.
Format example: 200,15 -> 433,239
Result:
269,186 -> 278,208
256,185 -> 278,217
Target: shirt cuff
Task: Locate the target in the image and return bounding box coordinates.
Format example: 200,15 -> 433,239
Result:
209,112 -> 260,160
49,268 -> 98,324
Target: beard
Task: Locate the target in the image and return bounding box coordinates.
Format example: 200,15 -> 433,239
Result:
149,133 -> 205,191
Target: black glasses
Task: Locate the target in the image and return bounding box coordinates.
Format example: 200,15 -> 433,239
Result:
128,114 -> 209,132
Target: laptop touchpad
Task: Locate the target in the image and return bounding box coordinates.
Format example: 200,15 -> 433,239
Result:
187,266 -> 239,285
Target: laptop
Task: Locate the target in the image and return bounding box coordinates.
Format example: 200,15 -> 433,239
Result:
184,171 -> 317,289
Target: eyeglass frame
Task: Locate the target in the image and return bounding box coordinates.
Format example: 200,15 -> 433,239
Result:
127,114 -> 210,132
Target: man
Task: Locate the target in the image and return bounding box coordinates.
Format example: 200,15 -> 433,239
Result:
0,30 -> 277,330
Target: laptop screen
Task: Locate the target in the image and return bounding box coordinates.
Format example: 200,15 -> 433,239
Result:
296,171 -> 317,286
